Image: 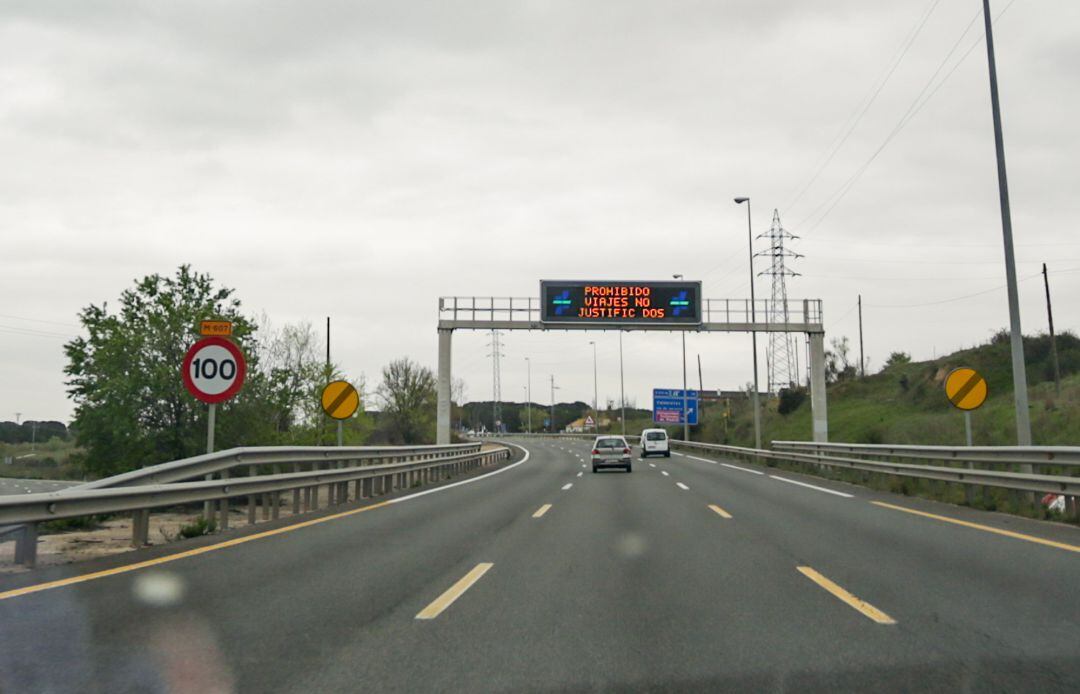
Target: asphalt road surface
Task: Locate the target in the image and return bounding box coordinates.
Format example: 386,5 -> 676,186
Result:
0,437 -> 1077,692
0,477 -> 80,496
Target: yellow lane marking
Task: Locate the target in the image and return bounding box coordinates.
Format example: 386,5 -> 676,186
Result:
871,501 -> 1080,553
797,566 -> 896,625
415,563 -> 493,620
533,504 -> 552,518
708,504 -> 732,519
0,501 -> 392,602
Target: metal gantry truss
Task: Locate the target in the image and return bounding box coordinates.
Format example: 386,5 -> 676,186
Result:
756,209 -> 803,393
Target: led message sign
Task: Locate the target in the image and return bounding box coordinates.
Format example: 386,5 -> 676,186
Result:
540,280 -> 702,325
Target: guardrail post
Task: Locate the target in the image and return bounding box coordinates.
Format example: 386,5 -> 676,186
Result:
131,509 -> 150,547
312,484 -> 320,510
14,522 -> 38,567
247,465 -> 257,525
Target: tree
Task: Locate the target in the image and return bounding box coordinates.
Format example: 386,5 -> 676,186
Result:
65,266 -> 262,476
884,351 -> 912,369
825,336 -> 857,383
377,358 -> 437,444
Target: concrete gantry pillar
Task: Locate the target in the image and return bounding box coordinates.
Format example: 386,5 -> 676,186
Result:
437,328 -> 453,444
808,331 -> 829,442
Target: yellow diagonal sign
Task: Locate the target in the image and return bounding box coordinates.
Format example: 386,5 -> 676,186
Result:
944,367 -> 987,411
321,380 -> 359,420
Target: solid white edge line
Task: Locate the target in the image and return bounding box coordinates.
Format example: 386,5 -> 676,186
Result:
388,442 -> 531,504
721,462 -> 765,476
769,475 -> 854,498
676,482 -> 689,490
686,455 -> 718,465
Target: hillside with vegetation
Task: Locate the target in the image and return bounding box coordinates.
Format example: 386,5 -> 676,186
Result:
694,330 -> 1080,448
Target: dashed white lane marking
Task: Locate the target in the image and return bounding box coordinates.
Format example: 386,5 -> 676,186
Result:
532,504 -> 552,518
721,462 -> 765,476
676,482 -> 690,491
661,471 -> 670,477
582,464 -> 587,468
769,475 -> 854,498
577,472 -> 583,477
648,463 -> 656,468
562,483 -> 573,490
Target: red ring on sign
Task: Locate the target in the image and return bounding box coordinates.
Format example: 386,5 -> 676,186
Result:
181,336 -> 247,403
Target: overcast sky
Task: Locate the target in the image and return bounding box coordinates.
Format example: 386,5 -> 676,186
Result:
2,0 -> 1078,424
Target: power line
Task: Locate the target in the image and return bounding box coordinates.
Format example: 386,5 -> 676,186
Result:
797,0 -> 1019,234
785,0 -> 944,214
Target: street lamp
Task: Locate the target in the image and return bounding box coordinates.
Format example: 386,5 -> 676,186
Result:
981,0 -> 1031,452
619,331 -> 626,436
673,274 -> 689,442
525,357 -> 532,434
734,197 -> 763,450
589,341 -> 598,432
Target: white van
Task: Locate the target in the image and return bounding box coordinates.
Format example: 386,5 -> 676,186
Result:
639,428 -> 670,458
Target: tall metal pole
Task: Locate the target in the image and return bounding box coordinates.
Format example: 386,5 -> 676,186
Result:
525,357 -> 532,433
736,198 -> 763,449
681,332 -> 689,441
550,375 -> 556,433
1042,263 -> 1061,395
982,0 -> 1032,449
619,331 -> 626,436
590,341 -> 598,432
858,294 -> 865,377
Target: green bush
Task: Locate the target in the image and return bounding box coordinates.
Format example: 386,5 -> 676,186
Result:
40,514 -> 109,534
178,516 -> 217,539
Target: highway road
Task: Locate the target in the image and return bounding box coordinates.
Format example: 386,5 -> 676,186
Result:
0,437 -> 1078,692
0,477 -> 80,496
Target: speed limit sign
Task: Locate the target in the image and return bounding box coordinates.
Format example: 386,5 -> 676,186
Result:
182,336 -> 246,403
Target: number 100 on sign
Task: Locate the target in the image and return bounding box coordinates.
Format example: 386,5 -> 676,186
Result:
182,336 -> 247,403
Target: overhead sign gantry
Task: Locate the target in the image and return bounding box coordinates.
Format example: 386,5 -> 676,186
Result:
435,280 -> 829,444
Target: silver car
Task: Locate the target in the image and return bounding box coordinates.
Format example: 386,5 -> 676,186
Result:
591,436 -> 632,473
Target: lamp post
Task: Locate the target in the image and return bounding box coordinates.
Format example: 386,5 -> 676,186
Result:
734,197 -> 763,450
673,274 -> 689,441
619,331 -> 626,436
589,341 -> 598,432
525,357 -> 532,433
981,0 -> 1031,452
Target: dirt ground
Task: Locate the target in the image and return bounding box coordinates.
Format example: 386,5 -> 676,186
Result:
0,504 -> 303,574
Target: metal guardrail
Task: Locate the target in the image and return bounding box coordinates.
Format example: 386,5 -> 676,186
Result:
2,443 -> 506,568
671,439 -> 1080,501
772,441 -> 1080,469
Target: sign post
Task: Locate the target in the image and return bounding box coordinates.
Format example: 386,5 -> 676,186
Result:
944,367 -> 988,505
321,380 -> 360,446
183,335 -> 247,518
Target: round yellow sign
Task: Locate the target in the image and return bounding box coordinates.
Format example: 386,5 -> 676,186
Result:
944,367 -> 987,411
321,380 -> 359,420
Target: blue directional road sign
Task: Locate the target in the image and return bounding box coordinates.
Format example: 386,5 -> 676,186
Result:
652,389 -> 698,425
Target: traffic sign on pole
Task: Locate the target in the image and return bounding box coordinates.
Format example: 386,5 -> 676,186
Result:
944,368 -> 988,411
321,380 -> 360,420
182,336 -> 246,404
652,389 -> 698,425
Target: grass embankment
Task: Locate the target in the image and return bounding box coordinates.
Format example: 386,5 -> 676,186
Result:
692,332 -> 1080,522
0,438 -> 85,481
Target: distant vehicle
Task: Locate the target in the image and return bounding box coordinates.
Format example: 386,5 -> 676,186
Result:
591,436 -> 632,473
639,428 -> 670,458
